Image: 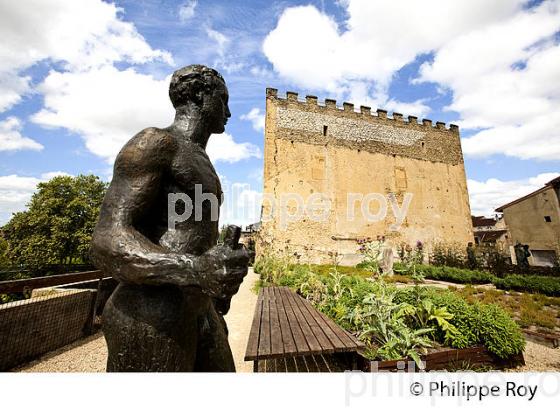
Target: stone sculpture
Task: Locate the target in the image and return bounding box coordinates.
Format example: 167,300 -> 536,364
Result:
90,65 -> 249,372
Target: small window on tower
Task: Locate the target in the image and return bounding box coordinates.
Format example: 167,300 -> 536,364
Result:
323,125 -> 328,136
544,215 -> 552,222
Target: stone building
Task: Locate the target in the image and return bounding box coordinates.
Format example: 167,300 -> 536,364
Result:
471,215 -> 511,256
496,176 -> 560,267
257,89 -> 473,265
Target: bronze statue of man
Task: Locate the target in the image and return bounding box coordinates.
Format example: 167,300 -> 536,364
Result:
90,65 -> 249,372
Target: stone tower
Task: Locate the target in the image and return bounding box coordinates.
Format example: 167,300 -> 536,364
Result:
258,89 -> 473,265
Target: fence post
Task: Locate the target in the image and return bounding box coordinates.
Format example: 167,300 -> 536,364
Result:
84,278 -> 102,335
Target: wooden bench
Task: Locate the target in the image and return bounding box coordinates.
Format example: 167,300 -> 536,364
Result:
244,286 -> 365,372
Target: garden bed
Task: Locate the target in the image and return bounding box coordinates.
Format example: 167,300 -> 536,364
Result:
362,346 -> 525,372
254,256 -> 527,371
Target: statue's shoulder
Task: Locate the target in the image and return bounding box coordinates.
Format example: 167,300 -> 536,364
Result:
115,127 -> 177,173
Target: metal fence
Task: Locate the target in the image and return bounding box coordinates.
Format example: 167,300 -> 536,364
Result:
0,271 -> 116,371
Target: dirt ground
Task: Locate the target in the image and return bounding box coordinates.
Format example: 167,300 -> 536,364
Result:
16,268 -> 259,373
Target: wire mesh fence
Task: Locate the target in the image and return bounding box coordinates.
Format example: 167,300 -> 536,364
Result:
0,272 -> 115,371
0,289 -> 96,371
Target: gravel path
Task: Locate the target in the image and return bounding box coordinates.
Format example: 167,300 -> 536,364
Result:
16,332 -> 107,372
16,268 -> 259,372
509,341 -> 560,372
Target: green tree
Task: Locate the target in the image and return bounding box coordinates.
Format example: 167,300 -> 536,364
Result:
0,236 -> 9,266
1,175 -> 107,268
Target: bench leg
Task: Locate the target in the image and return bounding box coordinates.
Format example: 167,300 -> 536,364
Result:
253,360 -> 258,373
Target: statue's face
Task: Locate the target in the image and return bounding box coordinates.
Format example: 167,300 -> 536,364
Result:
205,80 -> 231,134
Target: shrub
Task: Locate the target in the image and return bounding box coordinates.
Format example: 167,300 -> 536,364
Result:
430,242 -> 467,268
495,275 -> 560,297
474,303 -> 526,358
409,264 -> 497,284
401,264 -> 560,296
395,288 -> 525,358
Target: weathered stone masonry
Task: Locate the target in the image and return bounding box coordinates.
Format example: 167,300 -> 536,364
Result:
258,88 -> 474,265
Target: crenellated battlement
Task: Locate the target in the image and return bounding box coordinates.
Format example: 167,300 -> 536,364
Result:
266,88 -> 459,133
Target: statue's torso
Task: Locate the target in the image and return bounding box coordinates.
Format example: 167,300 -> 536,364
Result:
135,133 -> 222,256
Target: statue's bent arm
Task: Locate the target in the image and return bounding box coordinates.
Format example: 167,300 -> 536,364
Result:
91,129 -> 215,289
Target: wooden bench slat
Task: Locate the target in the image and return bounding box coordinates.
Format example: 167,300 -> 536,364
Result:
288,289 -> 337,354
282,288 -> 323,354
244,289 -> 264,361
291,290 -> 351,353
278,287 -> 310,355
269,287 -> 284,357
257,288 -> 272,357
313,306 -> 364,350
273,287 -> 298,356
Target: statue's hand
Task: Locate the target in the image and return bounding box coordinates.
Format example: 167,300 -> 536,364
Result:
195,245 -> 249,299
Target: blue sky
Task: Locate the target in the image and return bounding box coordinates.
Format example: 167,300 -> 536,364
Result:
0,0 -> 559,226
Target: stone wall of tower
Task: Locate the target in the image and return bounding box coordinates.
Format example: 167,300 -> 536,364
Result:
257,89 -> 474,265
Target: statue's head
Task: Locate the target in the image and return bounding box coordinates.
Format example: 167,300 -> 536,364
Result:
169,65 -> 230,134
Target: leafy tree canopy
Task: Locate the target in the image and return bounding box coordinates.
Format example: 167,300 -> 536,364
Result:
1,175 -> 107,268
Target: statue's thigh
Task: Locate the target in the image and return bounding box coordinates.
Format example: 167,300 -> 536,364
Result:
103,284 -> 198,371
194,305 -> 235,372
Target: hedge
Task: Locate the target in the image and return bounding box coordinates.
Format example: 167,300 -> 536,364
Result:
397,264 -> 560,296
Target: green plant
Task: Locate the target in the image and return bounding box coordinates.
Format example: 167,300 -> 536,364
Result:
399,288 -> 526,358
430,242 -> 467,268
397,241 -> 425,273
409,299 -> 459,343
495,274 -> 560,297
357,238 -> 382,275
355,284 -> 433,366
407,264 -> 497,284
475,303 -> 526,358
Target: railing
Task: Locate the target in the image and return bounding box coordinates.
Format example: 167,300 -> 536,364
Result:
0,264 -> 96,281
0,270 -> 107,294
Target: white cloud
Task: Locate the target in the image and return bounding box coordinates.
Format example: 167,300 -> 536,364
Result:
417,0 -> 560,160
468,172 -> 560,216
0,0 -> 172,113
240,108 -> 265,132
0,117 -> 43,152
31,66 -> 173,162
264,1 -> 560,159
40,171 -> 72,180
31,65 -> 260,164
221,182 -> 262,228
263,1 -> 523,105
0,172 -> 71,225
179,0 -> 197,22
0,72 -> 30,112
383,99 -> 431,120
206,27 -> 230,57
207,133 -> 262,163
248,167 -> 263,183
